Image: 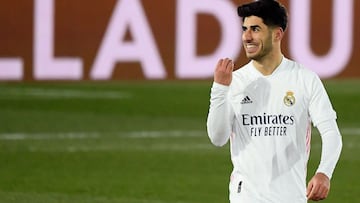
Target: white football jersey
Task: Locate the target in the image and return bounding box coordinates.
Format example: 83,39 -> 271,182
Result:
207,57 -> 336,203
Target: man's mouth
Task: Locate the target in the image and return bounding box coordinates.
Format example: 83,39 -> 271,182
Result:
245,44 -> 258,53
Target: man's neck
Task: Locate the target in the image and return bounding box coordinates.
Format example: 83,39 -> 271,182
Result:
252,52 -> 283,76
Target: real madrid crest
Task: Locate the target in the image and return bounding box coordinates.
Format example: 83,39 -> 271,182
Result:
284,91 -> 295,107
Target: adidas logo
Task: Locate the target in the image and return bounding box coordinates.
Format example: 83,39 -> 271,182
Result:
241,96 -> 253,104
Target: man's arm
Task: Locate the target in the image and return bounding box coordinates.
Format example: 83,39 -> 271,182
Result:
206,83 -> 232,146
206,58 -> 235,147
307,119 -> 343,201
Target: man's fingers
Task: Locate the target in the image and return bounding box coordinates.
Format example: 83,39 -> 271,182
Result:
307,182 -> 329,201
318,186 -> 327,197
307,173 -> 330,201
307,181 -> 319,200
306,182 -> 312,197
224,58 -> 234,72
216,58 -> 234,72
214,58 -> 234,86
308,187 -> 319,201
224,58 -> 239,72
221,58 -> 231,68
315,185 -> 329,200
215,59 -> 223,71
307,183 -> 316,200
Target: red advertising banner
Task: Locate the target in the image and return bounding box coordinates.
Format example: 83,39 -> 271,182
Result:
0,0 -> 359,81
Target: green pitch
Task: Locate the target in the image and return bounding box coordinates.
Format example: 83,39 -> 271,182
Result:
0,80 -> 359,203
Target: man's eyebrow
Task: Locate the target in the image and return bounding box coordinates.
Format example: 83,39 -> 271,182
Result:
242,25 -> 261,30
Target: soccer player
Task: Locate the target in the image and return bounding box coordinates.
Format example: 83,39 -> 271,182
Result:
206,0 -> 342,202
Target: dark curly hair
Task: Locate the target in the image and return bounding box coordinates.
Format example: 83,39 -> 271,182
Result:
237,0 -> 288,31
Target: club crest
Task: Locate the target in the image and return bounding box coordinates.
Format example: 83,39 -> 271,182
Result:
284,91 -> 295,107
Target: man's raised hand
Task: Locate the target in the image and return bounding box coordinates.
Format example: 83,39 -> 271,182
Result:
214,58 -> 236,86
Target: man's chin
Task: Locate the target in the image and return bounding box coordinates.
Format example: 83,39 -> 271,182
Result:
246,53 -> 257,60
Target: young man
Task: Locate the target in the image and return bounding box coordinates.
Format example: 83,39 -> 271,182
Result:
206,0 -> 342,202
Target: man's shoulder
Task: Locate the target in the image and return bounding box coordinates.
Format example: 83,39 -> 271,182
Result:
284,58 -> 319,78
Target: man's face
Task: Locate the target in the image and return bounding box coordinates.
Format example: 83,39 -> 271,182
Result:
242,16 -> 274,61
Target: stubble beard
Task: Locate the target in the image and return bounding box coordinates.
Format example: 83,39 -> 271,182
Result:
246,33 -> 274,62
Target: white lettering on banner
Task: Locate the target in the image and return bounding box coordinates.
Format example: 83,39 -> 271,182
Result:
289,0 -> 354,78
34,0 -> 83,80
0,58 -> 23,80
90,0 -> 166,80
0,0 -> 356,80
175,0 -> 241,78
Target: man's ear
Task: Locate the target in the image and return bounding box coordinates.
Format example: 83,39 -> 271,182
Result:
274,27 -> 284,41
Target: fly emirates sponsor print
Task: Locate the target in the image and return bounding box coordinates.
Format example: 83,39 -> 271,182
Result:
243,113 -> 294,137
236,91 -> 297,137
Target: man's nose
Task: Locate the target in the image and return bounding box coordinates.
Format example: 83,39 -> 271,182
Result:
242,30 -> 252,41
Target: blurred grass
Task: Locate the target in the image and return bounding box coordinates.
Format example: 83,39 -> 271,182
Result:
0,79 -> 359,203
